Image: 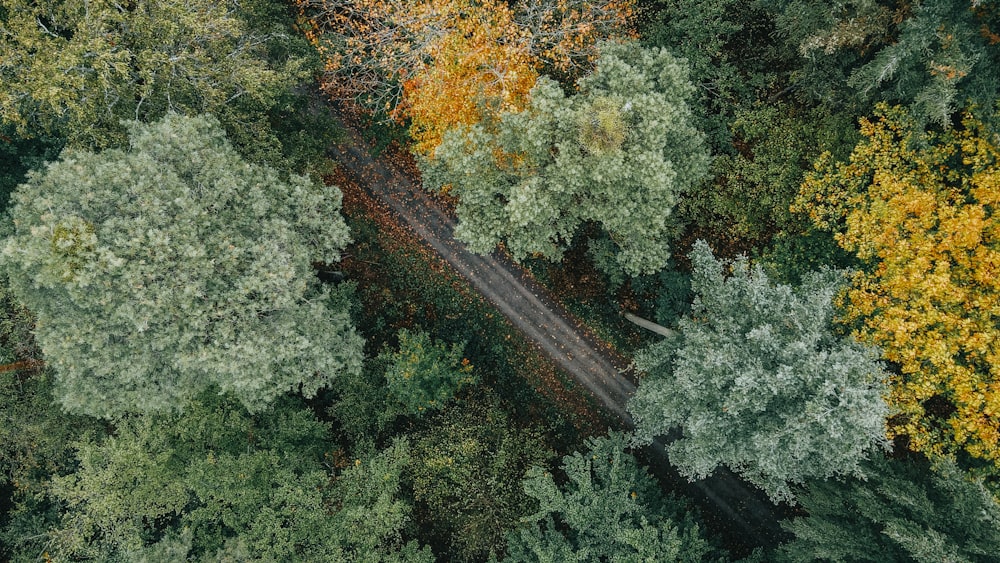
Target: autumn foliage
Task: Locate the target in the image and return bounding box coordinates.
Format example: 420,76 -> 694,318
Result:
295,0 -> 634,154
797,105 -> 1000,465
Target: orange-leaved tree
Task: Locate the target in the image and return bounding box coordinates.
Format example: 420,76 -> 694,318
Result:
795,104 -> 1000,465
294,0 -> 633,154
399,0 -> 538,155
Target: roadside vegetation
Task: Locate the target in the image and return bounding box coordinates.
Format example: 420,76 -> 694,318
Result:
2,0 -> 999,560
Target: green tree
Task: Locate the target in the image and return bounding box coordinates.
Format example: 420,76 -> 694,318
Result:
679,102 -> 858,242
408,399 -> 553,562
331,328 -> 477,442
0,128 -> 63,214
629,240 -> 890,503
763,0 -> 1000,127
384,328 -> 475,415
639,0 -> 791,152
777,457 -> 1000,562
0,114 -> 362,417
505,432 -> 717,562
0,277 -> 106,562
421,42 -> 710,276
0,0 -> 315,155
32,392 -> 431,561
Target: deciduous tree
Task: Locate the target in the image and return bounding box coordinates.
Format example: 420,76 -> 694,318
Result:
408,399 -> 552,561
629,240 -> 890,503
796,105 -> 1000,466
295,0 -> 633,154
422,42 -> 710,276
0,114 -> 363,417
37,392 -> 432,561
0,0 -> 314,154
330,328 -> 476,442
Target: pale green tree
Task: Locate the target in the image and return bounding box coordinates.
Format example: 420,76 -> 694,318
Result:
0,0 -> 314,155
629,240 -> 890,503
504,432 -> 718,562
421,42 -> 710,276
0,114 -> 363,417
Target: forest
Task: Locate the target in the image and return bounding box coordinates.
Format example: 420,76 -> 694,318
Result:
1,0 -> 999,561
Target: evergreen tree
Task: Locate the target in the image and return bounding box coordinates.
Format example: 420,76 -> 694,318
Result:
504,432 -> 717,562
34,392 -> 431,561
763,0 -> 1000,127
0,114 -> 363,417
421,42 -> 710,276
629,240 -> 890,503
778,457 -> 1000,562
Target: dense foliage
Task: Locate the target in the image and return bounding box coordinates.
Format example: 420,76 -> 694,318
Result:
296,0 -> 633,153
798,104 -> 1000,466
0,0 -> 317,160
422,42 -> 710,276
765,0 -> 1000,128
408,400 -> 553,561
778,457 -> 1000,562
630,240 -> 890,502
505,432 -> 717,562
0,114 -> 362,417
34,392 -> 431,561
2,0 -> 1000,558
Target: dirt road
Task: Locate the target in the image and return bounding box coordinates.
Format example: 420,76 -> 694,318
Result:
330,125 -> 786,549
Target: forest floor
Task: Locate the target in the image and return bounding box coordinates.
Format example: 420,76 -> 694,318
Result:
328,123 -> 790,552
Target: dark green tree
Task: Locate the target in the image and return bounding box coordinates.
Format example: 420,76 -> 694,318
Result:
331,328 -> 477,442
408,399 -> 553,562
679,102 -> 858,242
504,432 -> 718,562
0,114 -> 362,417
763,0 -> 1000,127
639,0 -> 792,151
0,277 -> 106,562
777,457 -> 1000,562
33,392 -> 432,561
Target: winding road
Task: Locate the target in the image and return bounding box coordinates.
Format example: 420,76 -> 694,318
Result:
330,125 -> 787,549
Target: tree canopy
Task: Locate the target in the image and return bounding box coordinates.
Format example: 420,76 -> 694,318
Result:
0,114 -> 362,417
0,0 -> 316,155
764,0 -> 1000,128
778,457 -> 1000,562
36,392 -> 431,561
505,432 -> 717,562
296,0 -> 633,153
796,104 -> 1000,466
421,42 -> 710,276
629,240 -> 890,503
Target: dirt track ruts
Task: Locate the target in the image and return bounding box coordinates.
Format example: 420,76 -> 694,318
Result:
329,125 -> 786,549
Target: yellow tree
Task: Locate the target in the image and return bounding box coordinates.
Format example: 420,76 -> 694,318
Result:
796,105 -> 1000,465
400,0 -> 538,155
295,0 -> 633,154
